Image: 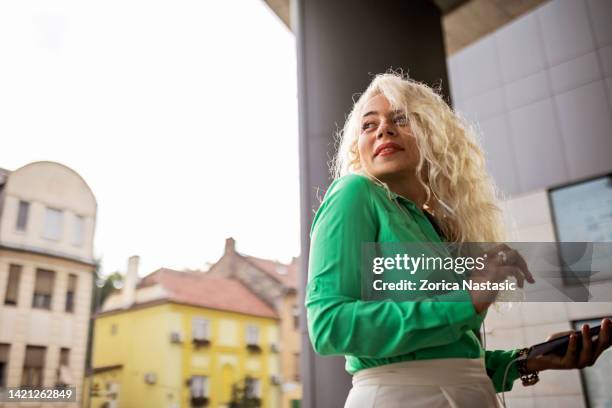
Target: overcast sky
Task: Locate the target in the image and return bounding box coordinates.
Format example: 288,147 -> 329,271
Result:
0,0 -> 300,277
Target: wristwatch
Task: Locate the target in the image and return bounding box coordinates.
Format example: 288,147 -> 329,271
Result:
517,347 -> 539,386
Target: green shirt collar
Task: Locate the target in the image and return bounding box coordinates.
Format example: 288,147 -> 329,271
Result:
362,175 -> 420,211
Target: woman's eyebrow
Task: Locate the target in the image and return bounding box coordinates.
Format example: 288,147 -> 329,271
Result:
362,109 -> 404,119
362,110 -> 378,118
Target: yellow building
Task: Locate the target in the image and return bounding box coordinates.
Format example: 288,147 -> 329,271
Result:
0,162 -> 97,407
206,238 -> 301,408
89,263 -> 281,408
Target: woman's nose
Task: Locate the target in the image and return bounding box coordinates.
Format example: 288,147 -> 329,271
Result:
377,121 -> 396,138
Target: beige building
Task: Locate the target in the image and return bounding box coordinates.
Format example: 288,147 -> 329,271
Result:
207,238 -> 302,408
0,161 -> 97,407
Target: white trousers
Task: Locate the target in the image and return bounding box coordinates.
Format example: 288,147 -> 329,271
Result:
344,358 -> 501,408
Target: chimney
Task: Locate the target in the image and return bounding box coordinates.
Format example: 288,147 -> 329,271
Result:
123,255 -> 139,308
225,237 -> 235,254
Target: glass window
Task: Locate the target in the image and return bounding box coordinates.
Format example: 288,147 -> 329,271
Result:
293,305 -> 300,329
65,274 -> 77,313
22,346 -> 45,387
32,269 -> 54,310
246,378 -> 261,398
549,175 -> 612,242
59,348 -> 70,367
0,343 -> 9,388
72,215 -> 85,247
294,352 -> 300,381
57,348 -> 71,387
16,200 -> 30,232
192,317 -> 210,341
190,375 -> 209,397
4,264 -> 22,306
246,325 -> 259,345
43,207 -> 63,241
573,318 -> 612,407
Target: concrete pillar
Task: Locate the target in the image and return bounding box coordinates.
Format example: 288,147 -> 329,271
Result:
294,1 -> 450,406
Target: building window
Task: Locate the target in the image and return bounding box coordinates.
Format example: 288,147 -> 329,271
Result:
57,348 -> 70,387
42,207 -> 63,241
65,274 -> 77,313
59,348 -> 70,367
549,175 -> 612,285
574,318 -> 612,407
246,377 -> 261,398
16,200 -> 30,232
32,269 -> 55,310
4,264 -> 22,306
246,325 -> 259,345
190,375 -> 209,398
72,215 -> 85,247
192,317 -> 210,341
549,174 -> 612,242
110,323 -> 118,335
294,352 -> 300,381
293,305 -> 300,330
22,346 -> 46,388
0,343 -> 9,388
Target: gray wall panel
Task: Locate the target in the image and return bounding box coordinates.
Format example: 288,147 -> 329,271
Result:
495,13 -> 547,83
479,114 -> 520,195
504,71 -> 550,110
606,78 -> 612,110
586,0 -> 612,47
457,87 -> 505,123
549,51 -> 601,94
457,38 -> 502,99
555,81 -> 612,178
538,0 -> 595,66
599,46 -> 612,77
508,98 -> 568,191
447,0 -> 612,197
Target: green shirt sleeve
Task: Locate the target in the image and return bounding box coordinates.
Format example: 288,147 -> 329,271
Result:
485,349 -> 521,392
305,175 -> 485,358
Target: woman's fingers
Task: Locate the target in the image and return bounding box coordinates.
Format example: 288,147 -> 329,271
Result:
498,266 -> 525,288
561,333 -> 579,368
508,250 -> 535,284
593,318 -> 612,361
485,245 -> 534,286
578,324 -> 594,368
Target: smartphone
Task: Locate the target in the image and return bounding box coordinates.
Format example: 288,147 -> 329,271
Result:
527,325 -> 601,359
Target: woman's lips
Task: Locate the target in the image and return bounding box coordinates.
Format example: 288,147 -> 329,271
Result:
377,147 -> 402,157
374,142 -> 404,157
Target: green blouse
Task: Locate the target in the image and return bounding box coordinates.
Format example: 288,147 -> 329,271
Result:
305,173 -> 520,392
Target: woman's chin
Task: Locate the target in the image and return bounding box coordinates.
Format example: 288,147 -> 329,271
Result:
370,165 -> 414,180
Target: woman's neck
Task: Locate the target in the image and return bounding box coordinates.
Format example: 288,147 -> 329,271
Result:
382,174 -> 429,209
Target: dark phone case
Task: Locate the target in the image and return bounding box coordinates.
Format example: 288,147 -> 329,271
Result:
527,325 -> 601,359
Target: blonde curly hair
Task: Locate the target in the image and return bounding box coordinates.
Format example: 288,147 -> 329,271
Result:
331,72 -> 505,243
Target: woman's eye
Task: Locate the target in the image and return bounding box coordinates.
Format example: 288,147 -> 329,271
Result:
394,115 -> 408,126
362,122 -> 375,131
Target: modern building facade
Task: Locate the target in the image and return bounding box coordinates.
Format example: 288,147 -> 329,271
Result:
0,161 -> 97,407
89,259 -> 281,408
206,238 -> 302,408
448,0 -> 612,406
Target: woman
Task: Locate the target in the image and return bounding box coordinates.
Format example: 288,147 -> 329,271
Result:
305,72 -> 611,407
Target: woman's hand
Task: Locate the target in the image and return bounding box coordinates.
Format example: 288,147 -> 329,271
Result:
468,244 -> 535,314
525,318 -> 612,372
